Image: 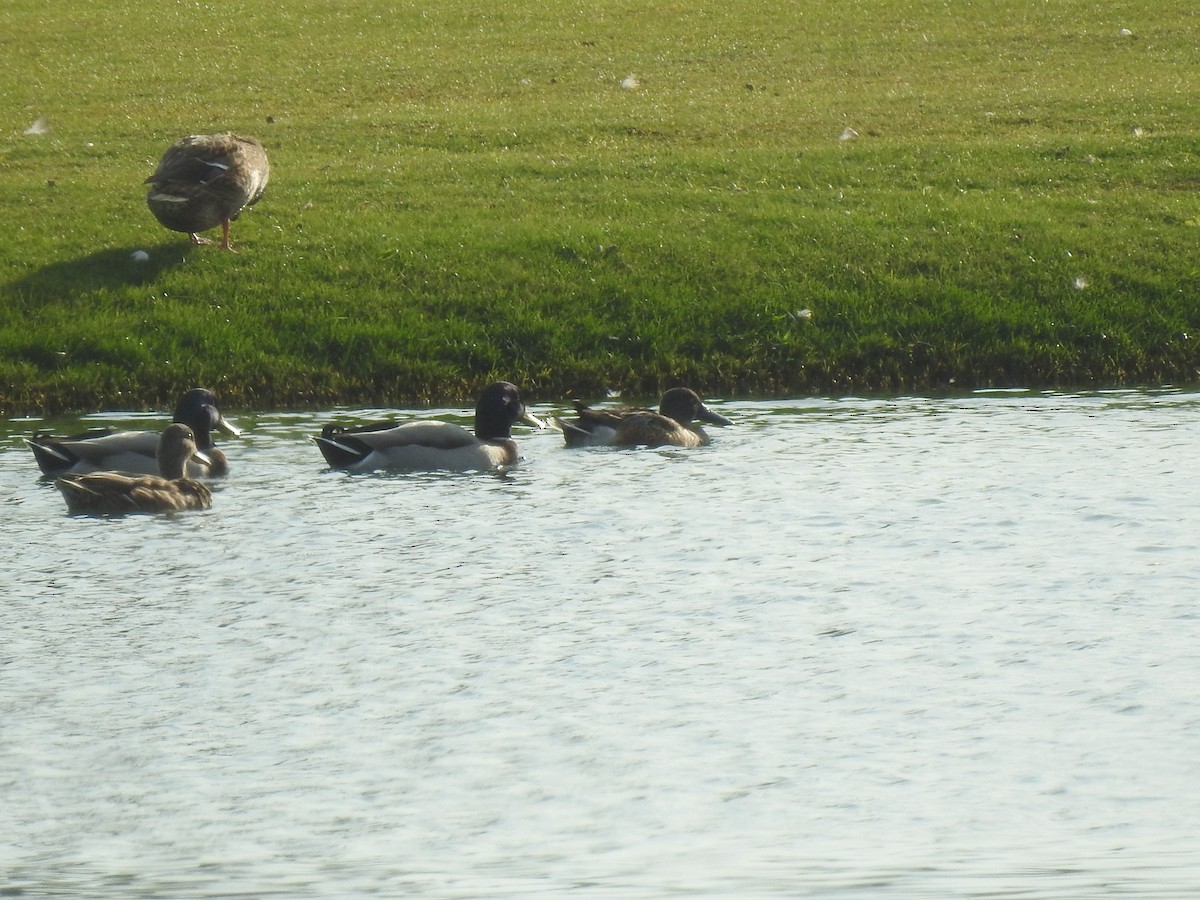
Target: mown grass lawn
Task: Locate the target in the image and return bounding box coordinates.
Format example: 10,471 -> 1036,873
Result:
1,0 -> 1197,413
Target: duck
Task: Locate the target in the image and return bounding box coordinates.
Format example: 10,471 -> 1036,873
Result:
554,387 -> 732,449
315,381 -> 545,472
55,424 -> 214,514
27,388 -> 240,478
145,132 -> 269,250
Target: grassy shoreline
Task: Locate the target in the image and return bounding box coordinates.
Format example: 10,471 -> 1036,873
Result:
2,0 -> 1198,415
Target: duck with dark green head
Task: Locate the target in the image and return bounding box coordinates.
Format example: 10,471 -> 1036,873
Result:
27,388 -> 240,478
315,381 -> 545,472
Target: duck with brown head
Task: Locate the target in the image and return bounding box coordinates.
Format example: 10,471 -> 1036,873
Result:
55,424 -> 214,514
555,387 -> 733,448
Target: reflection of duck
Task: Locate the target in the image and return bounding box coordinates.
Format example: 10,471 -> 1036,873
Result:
555,387 -> 733,448
27,388 -> 240,477
315,381 -> 545,472
145,133 -> 269,250
55,424 -> 213,514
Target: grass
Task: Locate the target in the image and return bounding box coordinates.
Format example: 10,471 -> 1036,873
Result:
1,0 -> 1198,413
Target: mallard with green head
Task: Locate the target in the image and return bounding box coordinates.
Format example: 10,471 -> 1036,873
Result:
27,388 -> 240,478
315,382 -> 545,472
554,387 -> 733,448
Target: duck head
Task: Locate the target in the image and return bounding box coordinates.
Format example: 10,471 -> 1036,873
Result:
173,388 -> 240,446
474,381 -> 545,439
660,388 -> 733,428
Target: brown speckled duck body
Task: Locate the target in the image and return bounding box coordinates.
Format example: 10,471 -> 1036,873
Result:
145,132 -> 269,250
55,424 -> 214,514
555,387 -> 733,448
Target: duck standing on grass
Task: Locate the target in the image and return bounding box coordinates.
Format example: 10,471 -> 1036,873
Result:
315,381 -> 545,472
27,388 -> 240,478
56,424 -> 213,514
555,387 -> 733,448
145,132 -> 269,250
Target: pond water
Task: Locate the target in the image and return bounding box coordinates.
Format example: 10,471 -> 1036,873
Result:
2,389 -> 1198,898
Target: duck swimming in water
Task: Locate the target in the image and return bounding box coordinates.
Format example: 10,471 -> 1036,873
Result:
27,388 -> 240,478
555,387 -> 732,448
315,381 -> 545,472
55,424 -> 213,514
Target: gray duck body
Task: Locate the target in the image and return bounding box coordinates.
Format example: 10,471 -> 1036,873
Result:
27,388 -> 239,477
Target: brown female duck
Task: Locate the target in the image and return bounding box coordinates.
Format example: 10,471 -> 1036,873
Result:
55,424 -> 213,514
555,387 -> 733,448
145,132 -> 269,250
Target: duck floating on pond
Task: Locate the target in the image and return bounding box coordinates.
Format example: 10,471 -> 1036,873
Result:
27,388 -> 240,478
315,381 -> 545,472
555,387 -> 732,448
55,424 -> 214,514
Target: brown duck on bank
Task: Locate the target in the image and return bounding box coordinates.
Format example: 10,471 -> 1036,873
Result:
55,424 -> 213,514
145,132 -> 269,250
554,387 -> 733,449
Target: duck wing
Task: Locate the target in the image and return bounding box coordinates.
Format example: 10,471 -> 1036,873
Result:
28,429 -> 160,475
613,412 -> 705,448
556,402 -> 656,446
58,472 -> 211,513
125,477 -> 212,511
315,420 -> 482,470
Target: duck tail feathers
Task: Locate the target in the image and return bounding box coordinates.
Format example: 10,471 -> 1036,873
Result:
313,435 -> 369,470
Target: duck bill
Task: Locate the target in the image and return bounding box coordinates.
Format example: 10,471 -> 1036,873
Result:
697,404 -> 733,427
215,415 -> 242,437
520,409 -> 548,429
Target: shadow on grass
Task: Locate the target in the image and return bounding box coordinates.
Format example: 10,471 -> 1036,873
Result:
5,241 -> 195,300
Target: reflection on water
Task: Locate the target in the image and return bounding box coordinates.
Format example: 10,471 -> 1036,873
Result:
2,390 -> 1199,898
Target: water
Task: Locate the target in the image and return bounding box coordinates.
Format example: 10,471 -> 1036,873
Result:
2,389 -> 1198,898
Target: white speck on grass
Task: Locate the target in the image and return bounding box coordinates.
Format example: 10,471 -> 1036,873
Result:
839,127 -> 859,142
621,75 -> 640,90
24,117 -> 49,136
1073,276 -> 1090,290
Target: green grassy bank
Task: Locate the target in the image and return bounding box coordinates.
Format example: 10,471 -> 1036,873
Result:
1,0 -> 1198,414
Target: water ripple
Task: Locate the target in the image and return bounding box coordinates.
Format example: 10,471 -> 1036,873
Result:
2,390 -> 1199,897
